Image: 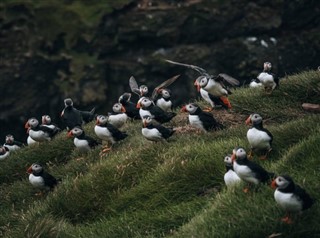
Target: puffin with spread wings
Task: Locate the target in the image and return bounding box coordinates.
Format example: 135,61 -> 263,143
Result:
165,59 -> 240,109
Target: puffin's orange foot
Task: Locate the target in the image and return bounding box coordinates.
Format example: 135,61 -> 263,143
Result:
35,191 -> 44,196
220,96 -> 232,109
203,107 -> 213,112
259,155 -> 268,160
281,216 -> 293,224
243,187 -> 249,193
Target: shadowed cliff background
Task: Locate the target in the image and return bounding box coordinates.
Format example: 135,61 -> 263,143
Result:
0,0 -> 319,142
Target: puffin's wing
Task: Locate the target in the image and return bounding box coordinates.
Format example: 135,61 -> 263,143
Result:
85,135 -> 100,147
42,172 -> 58,189
165,59 -> 208,75
216,73 -> 240,86
151,74 -> 180,100
294,184 -> 314,210
129,76 -> 141,96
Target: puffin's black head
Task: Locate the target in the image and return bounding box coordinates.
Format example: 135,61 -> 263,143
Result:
5,134 -> 14,144
224,154 -> 233,167
271,175 -> 294,190
198,76 -> 209,88
25,118 -> 39,129
27,163 -> 43,175
42,115 -> 52,125
64,98 -> 73,107
112,103 -> 126,113
180,103 -> 200,114
67,126 -> 84,138
263,62 -> 272,71
139,85 -> 149,96
96,115 -> 108,126
159,88 -> 171,99
137,97 -> 153,109
245,113 -> 263,126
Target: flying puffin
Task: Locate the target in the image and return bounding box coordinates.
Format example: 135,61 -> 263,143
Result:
0,146 -> 10,160
231,147 -> 275,192
27,163 -> 58,195
41,115 -> 61,136
3,134 -> 24,151
246,113 -> 273,160
166,59 -> 239,109
67,126 -> 100,152
271,175 -> 314,224
223,154 -> 241,187
194,77 -> 230,110
180,103 -> 224,132
257,62 -> 279,93
154,88 -> 174,112
141,115 -> 175,142
107,103 -> 128,128
25,118 -> 57,142
61,98 -> 96,131
94,115 -> 128,152
129,74 -> 179,99
136,97 -> 176,123
118,93 -> 140,120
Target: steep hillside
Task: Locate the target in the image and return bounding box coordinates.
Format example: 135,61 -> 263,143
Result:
0,70 -> 319,237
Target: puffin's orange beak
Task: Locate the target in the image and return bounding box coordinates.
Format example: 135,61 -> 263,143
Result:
194,80 -> 201,92
121,106 -> 126,113
271,179 -> 277,189
136,102 -> 141,109
67,131 -> 73,138
95,119 -> 100,125
24,121 -> 30,129
27,166 -> 32,174
180,105 -> 187,112
231,153 -> 236,162
245,116 -> 252,125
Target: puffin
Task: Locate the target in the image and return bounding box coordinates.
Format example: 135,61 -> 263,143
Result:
41,115 -> 61,136
231,147 -> 275,192
246,113 -> 273,160
249,78 -> 262,88
3,134 -> 24,151
67,126 -> 100,152
27,163 -> 58,194
118,93 -> 140,120
166,59 -> 239,108
154,88 -> 174,112
0,146 -> 10,160
25,118 -> 57,142
107,103 -> 128,128
180,103 -> 224,132
223,154 -> 241,187
271,175 -> 314,224
94,115 -> 128,152
136,97 -> 176,123
61,98 -> 96,131
141,115 -> 175,142
257,62 -> 279,93
194,77 -> 230,110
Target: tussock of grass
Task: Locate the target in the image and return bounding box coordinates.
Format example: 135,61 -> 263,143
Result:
1,70 -> 320,237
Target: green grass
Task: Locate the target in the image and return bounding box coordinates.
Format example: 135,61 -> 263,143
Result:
1,70 -> 320,237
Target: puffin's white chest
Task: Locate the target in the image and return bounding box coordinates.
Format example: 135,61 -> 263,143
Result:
29,174 -> 45,188
108,113 -> 128,128
142,128 -> 162,141
247,128 -> 271,150
188,115 -> 205,131
94,125 -> 115,144
274,190 -> 302,212
29,130 -> 50,142
156,98 -> 172,112
224,170 -> 241,187
204,80 -> 227,97
27,136 -> 38,146
139,108 -> 152,120
233,162 -> 259,185
257,72 -> 275,88
73,138 -> 90,151
4,144 -> 20,152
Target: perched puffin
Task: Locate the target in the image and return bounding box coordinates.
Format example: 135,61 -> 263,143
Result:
194,77 -> 230,110
67,126 -> 100,152
136,97 -> 176,123
3,134 -> 24,151
166,59 -> 239,108
61,98 -> 96,131
118,93 -> 140,120
257,62 -> 279,93
155,88 -> 174,112
180,103 -> 224,132
141,115 -> 175,142
25,118 -> 57,142
107,103 -> 128,128
231,147 -> 275,192
224,154 -> 241,187
271,175 -> 314,224
41,115 -> 61,136
249,78 -> 262,88
27,135 -> 38,146
246,113 -> 273,160
94,115 -> 128,152
0,146 -> 10,160
27,163 -> 58,194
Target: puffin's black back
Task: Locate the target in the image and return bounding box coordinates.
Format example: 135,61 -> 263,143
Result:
62,107 -> 83,130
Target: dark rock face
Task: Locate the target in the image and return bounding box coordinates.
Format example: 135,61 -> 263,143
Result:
0,0 -> 319,141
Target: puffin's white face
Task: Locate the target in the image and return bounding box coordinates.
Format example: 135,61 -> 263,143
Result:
140,97 -> 153,108
198,76 -> 209,88
5,135 -> 14,143
28,118 -> 39,128
96,115 -> 108,125
274,176 -> 291,189
234,147 -> 247,160
31,163 -> 43,173
112,103 -> 125,113
185,103 -> 198,114
71,127 -> 83,137
42,115 -> 52,125
263,62 -> 272,71
224,155 -> 233,165
140,85 -> 149,96
250,113 -> 262,124
161,89 -> 171,99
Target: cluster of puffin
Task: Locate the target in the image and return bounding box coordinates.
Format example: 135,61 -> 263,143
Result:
2,59 -> 313,224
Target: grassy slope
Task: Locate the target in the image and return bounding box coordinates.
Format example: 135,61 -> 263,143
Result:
1,70 -> 320,237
